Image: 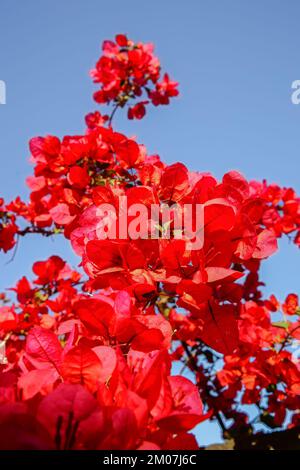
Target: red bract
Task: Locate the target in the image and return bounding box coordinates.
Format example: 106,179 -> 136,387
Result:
0,199 -> 18,252
0,34 -> 299,450
128,102 -> 147,120
282,293 -> 299,315
159,163 -> 189,202
61,345 -> 102,393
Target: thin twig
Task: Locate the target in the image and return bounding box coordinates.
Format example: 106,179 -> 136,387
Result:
108,103 -> 120,126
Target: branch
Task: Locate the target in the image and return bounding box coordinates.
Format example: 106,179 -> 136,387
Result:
17,226 -> 62,237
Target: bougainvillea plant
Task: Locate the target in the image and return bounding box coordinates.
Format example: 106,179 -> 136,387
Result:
0,34 -> 299,450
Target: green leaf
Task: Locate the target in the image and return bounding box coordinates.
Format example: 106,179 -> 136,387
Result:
272,321 -> 289,329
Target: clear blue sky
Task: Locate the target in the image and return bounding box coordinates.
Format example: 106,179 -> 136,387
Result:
0,0 -> 299,445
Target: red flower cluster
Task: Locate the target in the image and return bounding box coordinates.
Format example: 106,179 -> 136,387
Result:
200,297 -> 300,432
0,257 -> 205,449
0,198 -> 18,253
91,34 -> 178,120
0,34 -> 299,450
250,181 -> 300,246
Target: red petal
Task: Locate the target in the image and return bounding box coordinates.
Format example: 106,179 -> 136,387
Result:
61,345 -> 102,393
